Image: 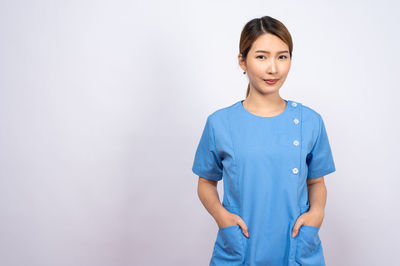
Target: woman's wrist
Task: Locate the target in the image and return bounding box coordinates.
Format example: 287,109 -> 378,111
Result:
308,207 -> 325,219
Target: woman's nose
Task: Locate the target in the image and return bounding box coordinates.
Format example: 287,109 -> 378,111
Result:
267,60 -> 278,74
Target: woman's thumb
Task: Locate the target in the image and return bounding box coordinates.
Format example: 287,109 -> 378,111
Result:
237,219 -> 249,238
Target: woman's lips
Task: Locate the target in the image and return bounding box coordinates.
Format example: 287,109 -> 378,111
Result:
264,79 -> 279,85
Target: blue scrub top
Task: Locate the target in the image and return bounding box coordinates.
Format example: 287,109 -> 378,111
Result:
192,99 -> 336,266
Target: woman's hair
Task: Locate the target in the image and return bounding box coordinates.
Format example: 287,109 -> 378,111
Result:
239,16 -> 293,98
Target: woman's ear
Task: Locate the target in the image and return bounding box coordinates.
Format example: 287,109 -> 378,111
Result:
238,53 -> 246,71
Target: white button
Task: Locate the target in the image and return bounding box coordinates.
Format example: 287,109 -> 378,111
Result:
291,102 -> 297,107
293,118 -> 299,124
293,140 -> 299,146
292,168 -> 299,174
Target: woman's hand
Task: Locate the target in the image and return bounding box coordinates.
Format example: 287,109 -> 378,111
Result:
291,209 -> 324,237
216,209 -> 249,238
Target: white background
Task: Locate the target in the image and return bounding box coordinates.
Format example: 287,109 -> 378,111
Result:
0,0 -> 399,265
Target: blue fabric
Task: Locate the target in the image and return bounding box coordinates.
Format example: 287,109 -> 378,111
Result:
192,99 -> 336,266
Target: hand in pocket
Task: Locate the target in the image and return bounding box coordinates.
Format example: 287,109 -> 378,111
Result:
217,210 -> 249,238
291,210 -> 324,237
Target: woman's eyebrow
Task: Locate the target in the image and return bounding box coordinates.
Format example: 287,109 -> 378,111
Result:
255,50 -> 289,54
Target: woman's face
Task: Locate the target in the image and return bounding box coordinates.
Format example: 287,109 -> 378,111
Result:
239,33 -> 291,95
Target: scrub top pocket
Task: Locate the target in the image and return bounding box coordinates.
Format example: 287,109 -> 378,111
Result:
210,224 -> 246,265
295,225 -> 326,266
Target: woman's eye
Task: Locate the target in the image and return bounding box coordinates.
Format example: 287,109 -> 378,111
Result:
256,55 -> 288,59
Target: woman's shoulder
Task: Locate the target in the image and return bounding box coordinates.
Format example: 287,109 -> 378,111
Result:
298,101 -> 324,121
206,100 -> 240,123
297,101 -> 332,134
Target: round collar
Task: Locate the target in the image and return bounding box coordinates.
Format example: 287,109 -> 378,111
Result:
238,99 -> 294,120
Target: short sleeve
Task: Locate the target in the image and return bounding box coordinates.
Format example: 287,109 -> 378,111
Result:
306,114 -> 336,179
191,116 -> 223,181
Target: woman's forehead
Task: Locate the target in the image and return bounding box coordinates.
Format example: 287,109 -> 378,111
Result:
251,34 -> 289,51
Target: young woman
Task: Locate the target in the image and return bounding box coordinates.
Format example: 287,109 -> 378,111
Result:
192,16 -> 336,266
